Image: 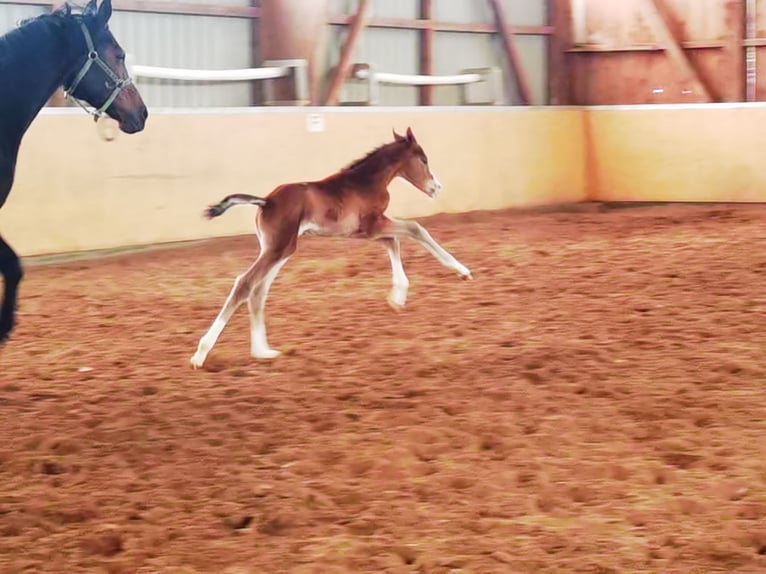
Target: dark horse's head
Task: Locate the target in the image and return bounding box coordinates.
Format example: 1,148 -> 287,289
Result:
60,0 -> 147,133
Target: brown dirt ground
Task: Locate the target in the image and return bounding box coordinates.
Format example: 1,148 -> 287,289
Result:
2,204 -> 766,573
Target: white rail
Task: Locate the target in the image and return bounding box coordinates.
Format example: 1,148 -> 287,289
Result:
349,64 -> 504,105
353,68 -> 484,86
126,58 -> 310,105
130,65 -> 288,82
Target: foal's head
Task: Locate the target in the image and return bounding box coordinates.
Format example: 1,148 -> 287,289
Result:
62,0 -> 147,133
393,127 -> 442,198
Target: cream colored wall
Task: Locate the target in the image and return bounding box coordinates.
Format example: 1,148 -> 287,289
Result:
7,104 -> 766,258
0,108 -> 587,257
588,105 -> 766,202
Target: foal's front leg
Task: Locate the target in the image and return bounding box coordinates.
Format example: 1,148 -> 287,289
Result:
378,217 -> 472,280
378,237 -> 409,310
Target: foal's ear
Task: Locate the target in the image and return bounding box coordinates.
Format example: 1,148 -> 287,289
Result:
393,127 -> 416,145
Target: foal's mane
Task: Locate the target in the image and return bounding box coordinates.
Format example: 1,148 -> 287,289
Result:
339,140 -> 406,181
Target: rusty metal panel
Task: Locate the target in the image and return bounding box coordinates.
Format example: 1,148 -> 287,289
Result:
668,0 -> 726,39
569,0 -> 741,105
109,11 -> 253,107
575,0 -> 725,46
756,0 -> 766,35
0,4 -> 44,36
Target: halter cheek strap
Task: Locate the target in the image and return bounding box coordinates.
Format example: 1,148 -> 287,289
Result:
63,22 -> 133,121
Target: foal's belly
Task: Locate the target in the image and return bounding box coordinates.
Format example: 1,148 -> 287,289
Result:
299,215 -> 363,238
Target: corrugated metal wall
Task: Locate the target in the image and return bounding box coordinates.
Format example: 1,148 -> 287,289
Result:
326,0 -> 420,105
573,0 -> 724,45
113,0 -> 254,108
0,2 -> 253,108
327,0 -> 548,105
1,0 -> 549,107
111,12 -> 253,108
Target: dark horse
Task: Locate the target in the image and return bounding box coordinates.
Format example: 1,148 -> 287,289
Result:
0,0 -> 147,344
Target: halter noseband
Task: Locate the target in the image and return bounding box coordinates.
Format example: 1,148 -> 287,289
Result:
63,21 -> 132,121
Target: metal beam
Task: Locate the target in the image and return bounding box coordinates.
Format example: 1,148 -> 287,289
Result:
322,0 -> 369,106
640,0 -> 714,102
547,0 -> 572,105
567,41 -> 726,52
486,0 -> 533,105
722,0 -> 745,102
746,0 -> 757,101
418,0 -> 433,105
327,14 -> 553,35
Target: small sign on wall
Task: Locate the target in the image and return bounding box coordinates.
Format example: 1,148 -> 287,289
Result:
305,113 -> 325,133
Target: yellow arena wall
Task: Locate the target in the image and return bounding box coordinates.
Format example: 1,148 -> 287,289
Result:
587,104 -> 766,203
4,103 -> 763,258
0,108 -> 586,257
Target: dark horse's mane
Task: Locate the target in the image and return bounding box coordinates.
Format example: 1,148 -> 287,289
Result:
0,7 -> 81,114
0,7 -> 71,58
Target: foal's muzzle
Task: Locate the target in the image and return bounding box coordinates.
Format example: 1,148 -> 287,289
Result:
426,179 -> 442,198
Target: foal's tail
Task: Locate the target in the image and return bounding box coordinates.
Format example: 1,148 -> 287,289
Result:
203,193 -> 268,219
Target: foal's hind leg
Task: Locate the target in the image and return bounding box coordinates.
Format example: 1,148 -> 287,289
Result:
247,257 -> 289,359
0,236 -> 23,344
190,245 -> 295,368
378,237 -> 409,310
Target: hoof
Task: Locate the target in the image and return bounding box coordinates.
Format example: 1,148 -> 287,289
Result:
454,262 -> 472,281
252,348 -> 281,360
387,289 -> 407,311
190,354 -> 205,369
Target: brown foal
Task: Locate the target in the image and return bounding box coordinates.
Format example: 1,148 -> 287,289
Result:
191,127 -> 472,368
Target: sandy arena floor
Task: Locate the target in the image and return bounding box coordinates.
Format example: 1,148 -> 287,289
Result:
1,204 -> 766,573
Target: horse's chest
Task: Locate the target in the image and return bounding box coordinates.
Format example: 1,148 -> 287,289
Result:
0,163 -> 14,207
